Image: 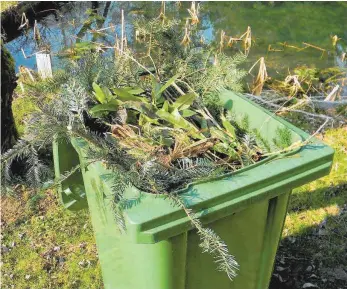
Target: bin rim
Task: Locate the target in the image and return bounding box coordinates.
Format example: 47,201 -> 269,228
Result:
70,91 -> 334,243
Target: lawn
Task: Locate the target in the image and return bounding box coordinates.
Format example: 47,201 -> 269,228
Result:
1,127 -> 346,289
271,127 -> 347,289
1,189 -> 102,289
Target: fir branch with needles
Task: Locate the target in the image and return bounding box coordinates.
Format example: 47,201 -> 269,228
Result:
165,192 -> 239,279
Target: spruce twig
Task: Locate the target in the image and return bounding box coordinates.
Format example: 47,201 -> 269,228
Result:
262,118 -> 330,157
166,193 -> 239,280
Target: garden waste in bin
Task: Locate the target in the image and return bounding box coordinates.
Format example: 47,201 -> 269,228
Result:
53,91 -> 334,289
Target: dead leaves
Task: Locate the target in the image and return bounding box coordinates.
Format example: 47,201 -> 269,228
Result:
169,138 -> 218,161
187,1 -> 199,25
110,124 -> 220,168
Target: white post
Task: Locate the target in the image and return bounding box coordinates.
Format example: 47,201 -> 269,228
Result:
120,9 -> 124,55
36,53 -> 52,79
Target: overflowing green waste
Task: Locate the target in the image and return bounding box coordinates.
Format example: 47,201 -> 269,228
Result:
54,91 -> 334,289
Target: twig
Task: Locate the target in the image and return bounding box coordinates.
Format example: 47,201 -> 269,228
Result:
302,42 -> 327,58
207,151 -> 235,170
278,42 -> 302,51
277,98 -> 309,115
302,42 -> 326,52
73,36 -> 158,80
257,95 -> 293,132
245,94 -> 333,121
21,49 -> 48,59
24,67 -> 35,82
268,45 -> 284,52
91,25 -> 116,32
147,53 -> 160,81
282,256 -> 308,261
324,85 -> 340,101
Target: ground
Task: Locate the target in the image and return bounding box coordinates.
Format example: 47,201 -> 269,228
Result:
1,189 -> 102,289
1,128 -> 346,289
270,127 -> 347,289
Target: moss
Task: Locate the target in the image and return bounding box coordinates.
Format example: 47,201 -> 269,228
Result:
0,1 -> 18,13
12,70 -> 68,136
1,189 -> 103,289
12,96 -> 38,136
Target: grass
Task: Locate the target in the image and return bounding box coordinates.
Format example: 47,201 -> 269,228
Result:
285,128 -> 347,237
1,189 -> 103,289
1,127 -> 346,289
271,127 -> 347,289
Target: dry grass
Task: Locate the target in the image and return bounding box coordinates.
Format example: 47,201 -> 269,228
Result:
249,57 -> 268,96
187,1 -> 199,25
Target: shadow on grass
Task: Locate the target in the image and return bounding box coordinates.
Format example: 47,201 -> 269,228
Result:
269,182 -> 347,289
288,182 -> 347,214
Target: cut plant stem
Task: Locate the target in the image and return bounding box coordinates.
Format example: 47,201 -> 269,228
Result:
219,30 -> 225,52
279,42 -> 303,51
239,26 -> 251,55
302,42 -> 326,58
187,1 -> 199,25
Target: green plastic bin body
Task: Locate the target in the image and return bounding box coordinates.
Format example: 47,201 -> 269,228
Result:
53,91 -> 334,289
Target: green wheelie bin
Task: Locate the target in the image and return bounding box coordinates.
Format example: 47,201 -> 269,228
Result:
53,91 -> 334,289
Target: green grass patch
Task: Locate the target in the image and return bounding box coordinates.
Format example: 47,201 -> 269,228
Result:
271,127 -> 347,289
1,189 -> 103,289
284,127 -> 347,237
